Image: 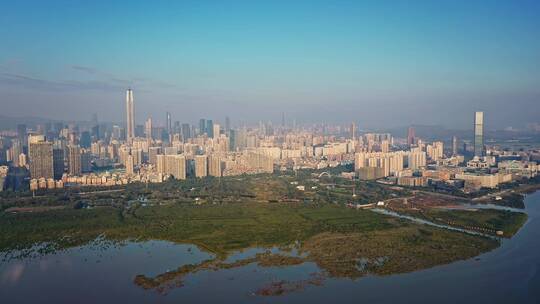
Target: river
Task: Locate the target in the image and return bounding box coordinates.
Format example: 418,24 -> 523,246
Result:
1,191 -> 539,303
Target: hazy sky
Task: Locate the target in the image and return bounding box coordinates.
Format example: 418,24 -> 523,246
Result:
1,0 -> 539,129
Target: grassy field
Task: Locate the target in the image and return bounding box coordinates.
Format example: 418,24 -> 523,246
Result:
0,202 -> 398,256
423,208 -> 528,237
0,200 -> 500,287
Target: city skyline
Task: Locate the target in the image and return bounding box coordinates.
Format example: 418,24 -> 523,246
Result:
0,89 -> 508,135
1,1 -> 540,128
2,2 -> 540,303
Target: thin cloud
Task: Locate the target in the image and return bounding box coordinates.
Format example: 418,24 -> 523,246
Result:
71,65 -> 98,74
70,65 -> 178,89
0,72 -> 126,92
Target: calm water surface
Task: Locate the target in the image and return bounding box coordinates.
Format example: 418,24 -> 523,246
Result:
1,191 -> 539,303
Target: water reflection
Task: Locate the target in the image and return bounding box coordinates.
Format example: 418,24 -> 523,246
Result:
0,192 -> 538,303
1,263 -> 25,284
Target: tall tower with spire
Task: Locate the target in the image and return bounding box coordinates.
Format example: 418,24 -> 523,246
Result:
126,89 -> 135,144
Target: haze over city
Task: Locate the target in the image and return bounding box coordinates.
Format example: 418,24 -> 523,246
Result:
1,2 -> 540,304
1,0 -> 540,128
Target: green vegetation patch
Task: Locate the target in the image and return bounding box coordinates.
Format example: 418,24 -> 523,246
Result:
424,208 -> 528,237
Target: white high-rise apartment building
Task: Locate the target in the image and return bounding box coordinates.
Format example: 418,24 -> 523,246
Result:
195,155 -> 208,178
208,154 -> 222,177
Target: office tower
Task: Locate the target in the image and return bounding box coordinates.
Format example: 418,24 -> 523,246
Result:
67,145 -> 82,176
145,118 -> 153,141
281,112 -> 285,127
199,119 -> 206,135
91,124 -> 100,140
29,139 -> 54,179
229,129 -> 237,151
112,125 -> 122,140
135,125 -> 144,138
53,122 -> 64,134
474,111 -> 484,157
52,148 -> 65,179
265,122 -> 274,136
452,136 -> 458,156
213,124 -> 220,139
166,112 -> 172,135
79,131 -> 91,148
206,120 -> 214,138
36,124 -> 46,135
407,126 -> 415,146
81,151 -> 92,173
351,122 -> 356,140
181,123 -> 191,141
44,122 -> 52,134
173,121 -> 181,133
17,124 -> 27,148
225,116 -> 231,133
208,154 -> 222,177
126,89 -> 135,144
195,155 -> 208,178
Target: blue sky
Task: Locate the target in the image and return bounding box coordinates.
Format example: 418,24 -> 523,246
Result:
1,0 -> 539,129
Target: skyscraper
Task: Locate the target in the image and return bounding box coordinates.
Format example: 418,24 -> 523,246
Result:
225,116 -> 231,133
17,124 -> 27,148
206,120 -> 214,138
229,129 -> 237,151
145,117 -> 153,141
199,119 -> 206,135
166,112 -> 172,135
80,131 -> 91,148
126,89 -> 135,144
474,111 -> 484,157
452,136 -> 458,156
52,148 -> 65,180
81,151 -> 92,173
181,123 -> 191,141
350,122 -> 356,141
407,127 -> 416,146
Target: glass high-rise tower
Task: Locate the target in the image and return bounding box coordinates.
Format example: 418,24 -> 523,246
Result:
474,111 -> 484,157
126,89 -> 135,144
